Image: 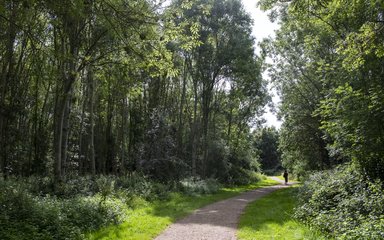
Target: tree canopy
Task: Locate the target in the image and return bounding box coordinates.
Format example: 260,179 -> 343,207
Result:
0,0 -> 267,184
259,0 -> 384,180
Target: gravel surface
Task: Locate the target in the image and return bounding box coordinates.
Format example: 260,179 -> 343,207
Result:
155,177 -> 292,240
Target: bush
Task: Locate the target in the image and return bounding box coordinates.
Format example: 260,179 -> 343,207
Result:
179,177 -> 221,195
116,172 -> 171,201
0,177 -> 125,240
25,175 -> 98,198
96,175 -> 116,201
205,138 -> 262,185
225,145 -> 261,185
295,164 -> 384,239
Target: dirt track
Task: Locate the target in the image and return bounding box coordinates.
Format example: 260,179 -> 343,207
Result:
155,177 -> 291,240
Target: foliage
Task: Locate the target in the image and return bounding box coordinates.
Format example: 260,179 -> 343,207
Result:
0,0 -> 266,186
203,136 -> 261,185
179,177 -> 221,195
0,177 -> 124,240
253,127 -> 281,172
171,0 -> 266,180
238,185 -> 327,240
0,0 -> 270,237
295,164 -> 384,239
257,2 -> 384,237
259,0 -> 332,177
317,83 -> 384,180
139,109 -> 186,182
259,0 -> 384,180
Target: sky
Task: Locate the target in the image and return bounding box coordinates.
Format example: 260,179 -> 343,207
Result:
241,0 -> 282,129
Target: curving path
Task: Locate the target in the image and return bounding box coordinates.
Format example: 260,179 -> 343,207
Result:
155,177 -> 294,240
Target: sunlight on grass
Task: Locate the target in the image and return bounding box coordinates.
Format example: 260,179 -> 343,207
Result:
238,185 -> 328,240
88,178 -> 280,240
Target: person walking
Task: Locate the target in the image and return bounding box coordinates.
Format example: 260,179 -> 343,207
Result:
283,170 -> 288,185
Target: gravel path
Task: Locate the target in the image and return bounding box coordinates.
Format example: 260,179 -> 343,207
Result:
155,177 -> 293,240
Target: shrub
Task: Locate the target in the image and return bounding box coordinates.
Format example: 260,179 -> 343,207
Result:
96,175 -> 116,202
295,164 -> 384,239
0,177 -> 125,240
116,172 -> 173,201
225,145 -> 261,185
205,138 -> 262,185
179,177 -> 221,195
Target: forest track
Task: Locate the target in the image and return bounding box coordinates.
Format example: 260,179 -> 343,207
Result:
155,177 -> 294,240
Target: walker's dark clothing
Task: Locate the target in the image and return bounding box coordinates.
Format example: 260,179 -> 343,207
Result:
283,172 -> 288,184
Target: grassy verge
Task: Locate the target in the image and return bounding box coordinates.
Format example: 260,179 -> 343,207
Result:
88,178 -> 279,240
238,185 -> 328,240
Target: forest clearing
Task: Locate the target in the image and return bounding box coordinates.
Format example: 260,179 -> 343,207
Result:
1,0 -> 383,239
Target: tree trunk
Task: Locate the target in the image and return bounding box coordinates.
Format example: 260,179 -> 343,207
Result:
106,79 -> 115,174
0,2 -> 17,179
53,93 -> 66,183
120,97 -> 128,174
78,83 -> 87,175
201,79 -> 214,178
88,66 -> 96,175
191,78 -> 198,177
178,59 -> 188,155
61,91 -> 72,177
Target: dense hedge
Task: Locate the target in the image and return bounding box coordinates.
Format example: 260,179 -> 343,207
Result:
295,164 -> 384,239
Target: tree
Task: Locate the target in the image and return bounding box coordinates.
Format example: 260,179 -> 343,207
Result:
0,0 -> 268,184
259,0 -> 331,176
254,127 -> 281,172
179,0 -> 266,177
259,0 -> 384,180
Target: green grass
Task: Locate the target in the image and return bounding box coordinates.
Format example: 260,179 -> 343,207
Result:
88,178 -> 279,240
238,185 -> 328,240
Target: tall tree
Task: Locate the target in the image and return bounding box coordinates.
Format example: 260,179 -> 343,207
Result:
260,0 -> 384,180
254,127 -> 281,171
180,0 -> 266,177
0,0 -> 268,184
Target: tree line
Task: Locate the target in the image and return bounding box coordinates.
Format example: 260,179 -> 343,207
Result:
260,0 -> 384,181
0,0 -> 270,184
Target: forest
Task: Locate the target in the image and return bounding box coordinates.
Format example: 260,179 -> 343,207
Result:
0,0 -> 383,239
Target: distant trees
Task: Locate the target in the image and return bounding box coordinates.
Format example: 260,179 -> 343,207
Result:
254,127 -> 281,172
260,0 -> 384,180
0,0 -> 268,183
